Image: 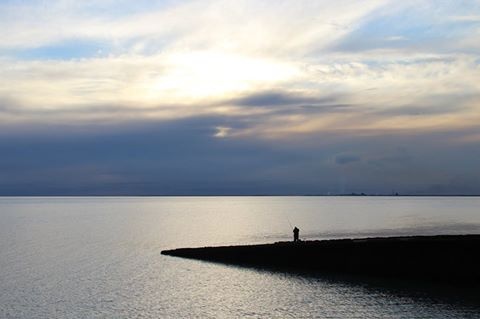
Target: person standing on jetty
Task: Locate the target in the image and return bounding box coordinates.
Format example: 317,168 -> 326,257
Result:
293,226 -> 300,242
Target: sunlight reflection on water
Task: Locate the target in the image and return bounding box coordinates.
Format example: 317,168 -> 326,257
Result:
0,196 -> 479,318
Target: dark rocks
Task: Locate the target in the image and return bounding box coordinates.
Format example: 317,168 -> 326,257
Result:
162,235 -> 480,284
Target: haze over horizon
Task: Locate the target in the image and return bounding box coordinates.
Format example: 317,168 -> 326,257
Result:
1,0 -> 480,195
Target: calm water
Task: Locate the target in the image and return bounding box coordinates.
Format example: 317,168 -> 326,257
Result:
1,196 -> 479,318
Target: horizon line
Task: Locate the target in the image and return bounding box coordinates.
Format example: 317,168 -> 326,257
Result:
1,194 -> 480,197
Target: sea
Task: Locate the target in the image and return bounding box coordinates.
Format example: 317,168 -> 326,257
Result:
1,196 -> 479,318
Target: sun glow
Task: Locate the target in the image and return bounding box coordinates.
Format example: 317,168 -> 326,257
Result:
146,50 -> 299,102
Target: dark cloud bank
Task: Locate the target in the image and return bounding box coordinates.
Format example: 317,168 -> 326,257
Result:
1,115 -> 480,196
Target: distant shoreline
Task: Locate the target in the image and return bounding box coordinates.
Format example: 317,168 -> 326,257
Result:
1,194 -> 480,197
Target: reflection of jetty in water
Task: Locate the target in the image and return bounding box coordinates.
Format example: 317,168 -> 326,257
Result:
162,235 -> 480,285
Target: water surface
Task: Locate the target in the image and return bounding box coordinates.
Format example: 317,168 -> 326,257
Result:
1,196 -> 479,318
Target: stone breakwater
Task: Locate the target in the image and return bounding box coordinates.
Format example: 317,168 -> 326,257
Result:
162,235 -> 480,284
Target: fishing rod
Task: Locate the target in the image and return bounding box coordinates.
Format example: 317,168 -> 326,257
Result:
286,216 -> 293,230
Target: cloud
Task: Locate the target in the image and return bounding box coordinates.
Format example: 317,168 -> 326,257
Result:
0,1 -> 478,135
449,15 -> 480,23
1,1 -> 480,194
230,91 -> 335,107
1,119 -> 480,195
1,53 -> 479,136
334,154 -> 362,165
327,1 -> 480,54
0,0 -> 386,53
214,126 -> 231,138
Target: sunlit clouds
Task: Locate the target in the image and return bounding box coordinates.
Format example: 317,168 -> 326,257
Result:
1,0 -> 480,194
1,0 -> 479,134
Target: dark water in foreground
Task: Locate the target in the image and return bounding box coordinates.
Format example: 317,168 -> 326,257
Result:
1,196 -> 479,318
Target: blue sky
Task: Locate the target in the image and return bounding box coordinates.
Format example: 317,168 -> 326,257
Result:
0,0 -> 480,195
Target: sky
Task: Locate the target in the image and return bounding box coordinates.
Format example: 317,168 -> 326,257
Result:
0,0 -> 480,195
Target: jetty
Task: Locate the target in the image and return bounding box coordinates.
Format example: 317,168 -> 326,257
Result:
162,235 -> 480,284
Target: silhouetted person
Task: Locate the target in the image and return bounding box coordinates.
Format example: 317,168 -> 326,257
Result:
293,226 -> 299,242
